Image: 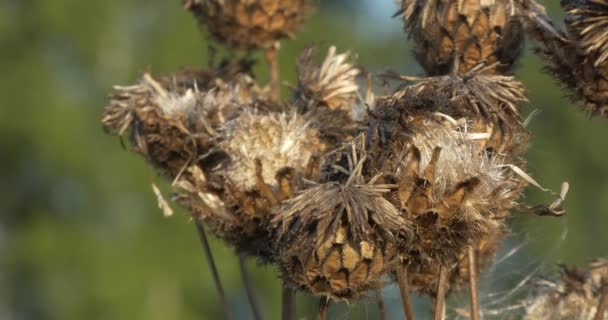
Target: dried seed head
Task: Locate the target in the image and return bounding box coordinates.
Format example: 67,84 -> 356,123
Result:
524,258 -> 608,320
371,115 -> 523,265
184,0 -> 313,50
399,0 -> 525,75
102,66 -> 286,259
296,46 -> 361,112
562,0 -> 608,68
219,110 -> 326,190
524,0 -> 608,117
381,72 -> 530,155
101,67 -> 269,177
271,138 -> 412,299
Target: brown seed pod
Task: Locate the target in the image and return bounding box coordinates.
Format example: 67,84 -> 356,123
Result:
271,137 -> 412,300
523,0 -> 608,117
184,0 -> 313,50
379,71 -> 530,156
366,112 -> 525,266
399,0 -> 525,75
524,258 -> 608,320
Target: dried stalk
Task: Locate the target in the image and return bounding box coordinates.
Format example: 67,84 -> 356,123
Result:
237,254 -> 262,320
468,246 -> 480,320
397,263 -> 416,320
595,284 -> 608,320
194,219 -> 232,320
317,297 -> 331,320
433,267 -> 448,320
265,42 -> 281,101
282,285 -> 295,320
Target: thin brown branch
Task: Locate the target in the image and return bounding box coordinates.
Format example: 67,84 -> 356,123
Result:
282,284 -> 296,320
194,219 -> 232,320
317,297 -> 331,320
238,254 -> 262,320
468,246 -> 480,320
397,263 -> 416,320
434,266 -> 448,320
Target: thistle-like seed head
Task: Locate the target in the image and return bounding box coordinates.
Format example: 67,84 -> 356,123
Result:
366,113 -> 524,265
219,110 -> 326,190
525,258 -> 608,320
184,0 -> 313,50
271,137 -> 412,300
380,72 -> 530,155
562,0 -> 608,67
399,0 -> 525,75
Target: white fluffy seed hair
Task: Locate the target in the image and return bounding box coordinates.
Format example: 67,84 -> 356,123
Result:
220,110 -> 325,190
409,117 -> 519,215
296,46 -> 361,112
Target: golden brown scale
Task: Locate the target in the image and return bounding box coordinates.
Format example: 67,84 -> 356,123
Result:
184,0 -> 313,50
271,137 -> 412,300
282,226 -> 398,299
524,0 -> 608,117
400,0 -> 525,75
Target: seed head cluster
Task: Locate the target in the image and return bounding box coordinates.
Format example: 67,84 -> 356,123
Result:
98,0 -> 597,314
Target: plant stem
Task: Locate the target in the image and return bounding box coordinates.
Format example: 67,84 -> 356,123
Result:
238,254 -> 262,320
282,284 -> 295,320
376,290 -> 387,320
194,219 -> 232,320
317,297 -> 331,320
468,246 -> 479,320
595,284 -> 608,320
397,263 -> 416,320
433,266 -> 448,320
265,42 -> 281,101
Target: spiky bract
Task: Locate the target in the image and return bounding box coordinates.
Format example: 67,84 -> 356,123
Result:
524,0 -> 608,117
271,138 -> 412,300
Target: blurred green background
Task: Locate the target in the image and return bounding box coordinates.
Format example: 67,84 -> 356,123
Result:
1,0 -> 607,319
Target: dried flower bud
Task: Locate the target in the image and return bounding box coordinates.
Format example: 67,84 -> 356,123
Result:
399,0 -> 525,75
523,0 -> 608,117
271,137 -> 412,300
184,0 -> 313,50
524,258 -> 608,320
